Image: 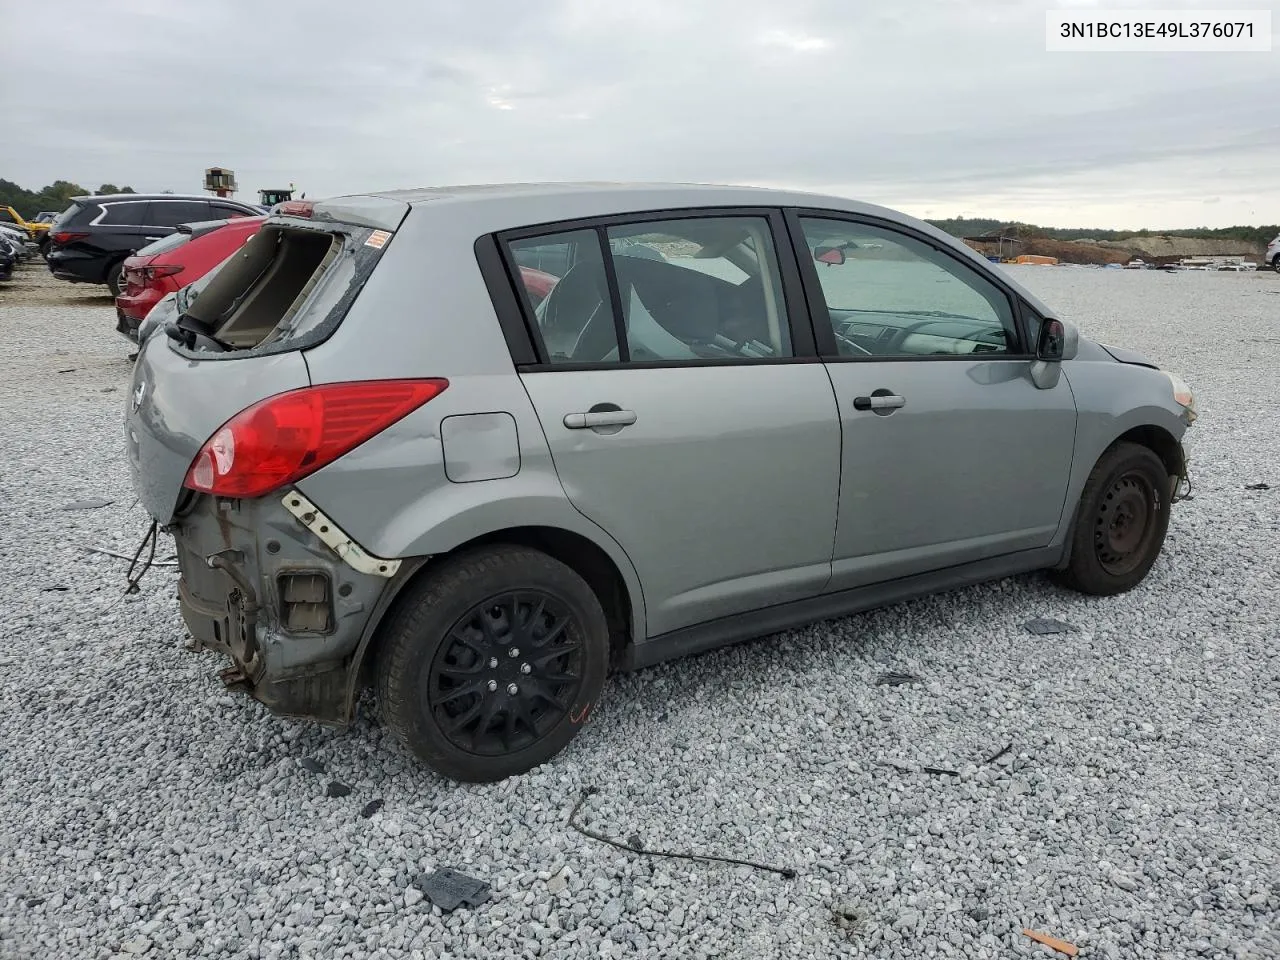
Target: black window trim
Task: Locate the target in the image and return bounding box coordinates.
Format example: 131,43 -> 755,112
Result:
783,207 -> 1037,362
476,205 -> 822,373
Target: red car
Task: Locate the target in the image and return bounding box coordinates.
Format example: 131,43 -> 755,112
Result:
115,216 -> 265,342
519,265 -> 558,305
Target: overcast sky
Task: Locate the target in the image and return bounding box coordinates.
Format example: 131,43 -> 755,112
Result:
4,0 -> 1276,229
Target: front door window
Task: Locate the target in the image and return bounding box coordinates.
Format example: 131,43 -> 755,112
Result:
799,217 -> 1021,358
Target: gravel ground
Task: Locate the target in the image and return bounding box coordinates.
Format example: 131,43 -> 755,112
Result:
1,260 -> 1277,960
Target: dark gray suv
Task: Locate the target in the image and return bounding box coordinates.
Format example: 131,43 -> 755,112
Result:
46,193 -> 261,295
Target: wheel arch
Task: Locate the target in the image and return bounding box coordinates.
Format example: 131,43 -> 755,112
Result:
1112,423 -> 1186,480
1055,420 -> 1186,570
342,523 -> 643,720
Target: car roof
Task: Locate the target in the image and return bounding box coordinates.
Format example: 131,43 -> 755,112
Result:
335,180 -> 1063,321
72,193 -> 258,205
364,181 -> 863,210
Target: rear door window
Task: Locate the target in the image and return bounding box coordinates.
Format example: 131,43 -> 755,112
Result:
505,214 -> 793,365
147,200 -> 212,228
211,202 -> 255,219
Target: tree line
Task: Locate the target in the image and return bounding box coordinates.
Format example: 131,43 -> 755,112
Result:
0,178 -> 136,218
927,216 -> 1279,247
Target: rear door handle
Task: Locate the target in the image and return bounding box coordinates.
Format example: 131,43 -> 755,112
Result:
563,409 -> 637,429
144,236 -> 162,241
853,394 -> 906,411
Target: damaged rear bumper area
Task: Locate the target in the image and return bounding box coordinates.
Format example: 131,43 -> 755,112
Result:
171,491 -> 409,724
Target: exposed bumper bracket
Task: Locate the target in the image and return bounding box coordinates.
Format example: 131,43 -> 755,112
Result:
281,491 -> 401,578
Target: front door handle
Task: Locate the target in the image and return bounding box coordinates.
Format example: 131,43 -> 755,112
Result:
853,394 -> 906,412
563,409 -> 637,430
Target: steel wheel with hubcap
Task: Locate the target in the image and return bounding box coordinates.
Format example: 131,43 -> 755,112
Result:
1057,441 -> 1172,595
428,591 -> 583,757
377,546 -> 609,782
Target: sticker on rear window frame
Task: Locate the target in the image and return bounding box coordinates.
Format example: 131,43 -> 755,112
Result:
365,230 -> 392,249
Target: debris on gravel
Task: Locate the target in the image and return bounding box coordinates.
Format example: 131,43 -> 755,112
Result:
414,868 -> 492,912
1023,616 -> 1078,635
1,263 -> 1278,958
875,670 -> 923,686
59,498 -> 113,511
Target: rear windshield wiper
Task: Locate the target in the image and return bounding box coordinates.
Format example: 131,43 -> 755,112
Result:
166,312 -> 233,352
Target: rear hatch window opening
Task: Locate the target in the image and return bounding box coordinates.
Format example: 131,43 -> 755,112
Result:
167,217 -> 397,358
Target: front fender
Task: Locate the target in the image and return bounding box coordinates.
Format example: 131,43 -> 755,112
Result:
1055,360 -> 1190,549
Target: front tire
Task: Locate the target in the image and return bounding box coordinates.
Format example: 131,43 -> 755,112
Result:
1056,442 -> 1172,596
376,545 -> 609,782
1272,254 -> 1280,274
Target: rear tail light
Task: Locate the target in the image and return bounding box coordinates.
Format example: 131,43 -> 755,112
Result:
183,379 -> 449,499
144,264 -> 184,281
52,231 -> 88,245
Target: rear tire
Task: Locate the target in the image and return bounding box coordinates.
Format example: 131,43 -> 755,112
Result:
106,261 -> 124,297
1272,254 -> 1280,274
1055,442 -> 1171,596
376,545 -> 609,782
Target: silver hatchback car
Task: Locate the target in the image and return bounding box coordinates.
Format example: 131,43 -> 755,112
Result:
125,183 -> 1196,782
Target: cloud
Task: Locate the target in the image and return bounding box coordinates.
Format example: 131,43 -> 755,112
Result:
1,0 -> 1275,228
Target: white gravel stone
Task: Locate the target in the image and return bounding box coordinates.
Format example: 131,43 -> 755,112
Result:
1,263 -> 1279,960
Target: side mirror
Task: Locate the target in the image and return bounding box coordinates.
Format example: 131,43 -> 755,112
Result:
1037,318 -> 1066,361
1030,317 -> 1078,389
814,245 -> 845,266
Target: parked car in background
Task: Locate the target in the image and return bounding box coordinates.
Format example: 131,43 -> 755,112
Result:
135,255 -> 230,348
115,216 -> 264,342
1267,233 -> 1280,272
0,224 -> 32,259
34,211 -> 58,223
0,236 -> 14,281
125,183 -> 1198,783
45,193 -> 261,296
0,205 -> 49,244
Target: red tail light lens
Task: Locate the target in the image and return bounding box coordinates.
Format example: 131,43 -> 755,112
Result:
52,231 -> 88,245
144,264 -> 185,281
183,379 -> 449,498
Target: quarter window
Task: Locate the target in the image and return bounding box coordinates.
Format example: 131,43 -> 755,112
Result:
96,201 -> 151,226
799,217 -> 1020,358
507,215 -> 792,365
